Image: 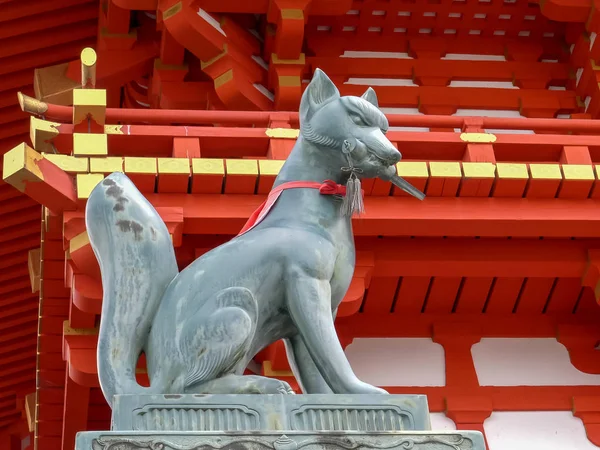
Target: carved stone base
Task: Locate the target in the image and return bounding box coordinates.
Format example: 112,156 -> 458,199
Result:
112,394 -> 431,432
93,395 -> 486,449
76,431 -> 486,450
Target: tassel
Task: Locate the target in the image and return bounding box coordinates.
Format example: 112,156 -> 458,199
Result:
341,172 -> 365,217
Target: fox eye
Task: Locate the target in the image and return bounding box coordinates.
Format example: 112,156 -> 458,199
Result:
351,115 -> 368,126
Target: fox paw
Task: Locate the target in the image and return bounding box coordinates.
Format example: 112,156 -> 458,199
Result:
276,381 -> 296,395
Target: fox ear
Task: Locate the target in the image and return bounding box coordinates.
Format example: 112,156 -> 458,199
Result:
300,69 -> 340,121
361,87 -> 379,108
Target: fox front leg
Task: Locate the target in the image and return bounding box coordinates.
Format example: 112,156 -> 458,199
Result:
286,275 -> 387,395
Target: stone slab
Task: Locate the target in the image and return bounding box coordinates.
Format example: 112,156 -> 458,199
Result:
111,394 -> 431,432
76,430 -> 486,450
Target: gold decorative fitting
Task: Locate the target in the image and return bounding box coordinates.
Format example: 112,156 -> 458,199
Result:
396,161 -> 428,178
24,393 -> 35,433
158,158 -> 190,174
192,158 -> 224,175
563,164 -> 595,181
265,128 -> 300,139
69,230 -> 90,253
162,1 -> 182,20
225,159 -> 258,175
429,161 -> 462,178
73,89 -> 107,125
17,92 -> 48,116
281,9 -> 304,20
30,117 -> 60,152
43,153 -> 89,173
529,163 -> 562,180
63,320 -> 99,335
201,45 -> 228,70
496,163 -> 528,179
105,125 -> 124,135
215,70 -> 234,89
73,133 -> 108,156
462,162 -> 496,179
459,132 -> 497,143
271,53 -> 306,65
259,160 -> 285,175
27,248 -> 41,293
90,157 -> 124,173
80,47 -> 97,88
278,76 -> 301,87
124,157 -> 157,174
76,173 -> 104,199
3,143 -> 44,192
263,360 -> 294,378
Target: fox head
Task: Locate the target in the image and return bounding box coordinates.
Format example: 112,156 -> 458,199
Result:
299,68 -> 400,182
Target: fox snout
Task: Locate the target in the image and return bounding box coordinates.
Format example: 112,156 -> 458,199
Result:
383,149 -> 401,166
362,129 -> 401,166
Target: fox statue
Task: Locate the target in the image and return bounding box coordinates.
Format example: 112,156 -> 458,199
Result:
86,69 -> 425,407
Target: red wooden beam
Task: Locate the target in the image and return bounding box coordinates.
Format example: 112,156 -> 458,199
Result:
305,34 -> 566,60
386,386 -> 600,416
61,366 -> 89,450
307,57 -> 570,87
364,238 -> 592,278
188,0 -> 351,15
29,120 -> 600,163
335,84 -> 576,116
335,313 -> 600,340
21,92 -> 600,134
537,0 -> 591,23
139,193 -> 600,238
2,143 -> 77,214
61,312 -> 600,388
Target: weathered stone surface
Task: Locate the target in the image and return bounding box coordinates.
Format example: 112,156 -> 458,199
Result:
76,431 -> 486,450
86,69 -> 426,408
112,394 -> 431,432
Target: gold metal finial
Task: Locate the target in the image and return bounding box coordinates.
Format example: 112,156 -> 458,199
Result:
80,47 -> 97,88
17,92 -> 48,116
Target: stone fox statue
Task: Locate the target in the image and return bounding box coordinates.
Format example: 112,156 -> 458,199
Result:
86,69 -> 425,407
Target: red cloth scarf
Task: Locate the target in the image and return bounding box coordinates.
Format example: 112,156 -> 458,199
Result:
237,180 -> 347,236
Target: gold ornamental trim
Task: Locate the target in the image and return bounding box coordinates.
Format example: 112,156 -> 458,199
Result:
105,124 -> 124,135
17,92 -> 48,115
459,132 -> 497,143
265,128 -> 300,139
163,2 -> 182,20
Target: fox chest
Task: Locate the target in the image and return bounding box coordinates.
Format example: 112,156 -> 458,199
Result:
329,244 -> 356,310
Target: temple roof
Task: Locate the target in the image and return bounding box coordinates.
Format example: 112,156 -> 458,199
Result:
3,0 -> 600,448
0,0 -> 98,434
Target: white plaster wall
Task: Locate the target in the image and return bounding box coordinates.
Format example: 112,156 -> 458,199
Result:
315,51 -> 573,133
430,413 -> 456,431
343,338 -> 599,448
345,338 -> 445,386
452,109 -> 533,134
449,81 -> 517,89
485,412 -> 599,450
341,51 -> 412,59
346,78 -> 418,87
472,338 -> 600,386
442,54 -> 506,62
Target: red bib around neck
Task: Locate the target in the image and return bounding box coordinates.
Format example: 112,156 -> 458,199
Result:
237,180 -> 346,236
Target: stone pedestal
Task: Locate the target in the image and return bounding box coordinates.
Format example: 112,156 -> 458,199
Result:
78,430 -> 485,450
111,394 -> 431,432
75,395 -> 486,450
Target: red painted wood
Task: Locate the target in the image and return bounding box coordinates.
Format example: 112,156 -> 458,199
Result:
5,1 -> 600,445
484,277 -> 524,314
